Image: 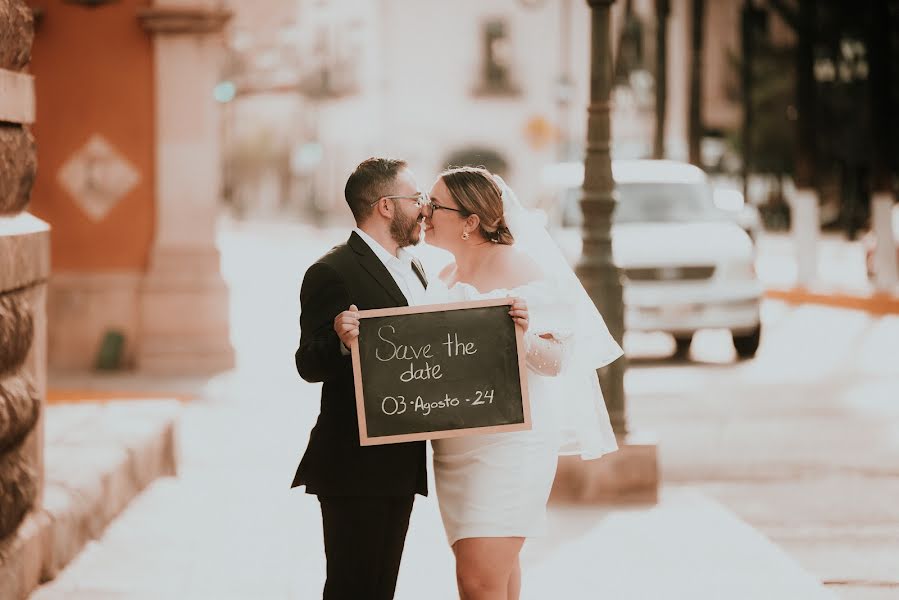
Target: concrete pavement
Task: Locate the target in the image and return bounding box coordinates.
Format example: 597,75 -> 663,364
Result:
28,220 -> 898,598
29,374 -> 835,599
626,299 -> 899,599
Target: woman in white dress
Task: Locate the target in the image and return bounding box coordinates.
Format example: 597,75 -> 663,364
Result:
421,166 -> 623,600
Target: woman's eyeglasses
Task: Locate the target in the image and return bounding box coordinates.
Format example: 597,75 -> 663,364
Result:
424,200 -> 468,217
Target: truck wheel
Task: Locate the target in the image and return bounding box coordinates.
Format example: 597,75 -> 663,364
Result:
673,334 -> 693,359
733,325 -> 761,359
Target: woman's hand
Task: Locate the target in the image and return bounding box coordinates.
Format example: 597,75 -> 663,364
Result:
334,304 -> 360,348
509,298 -> 529,332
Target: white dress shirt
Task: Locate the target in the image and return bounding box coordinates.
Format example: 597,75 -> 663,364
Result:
339,229 -> 427,356
353,228 -> 427,306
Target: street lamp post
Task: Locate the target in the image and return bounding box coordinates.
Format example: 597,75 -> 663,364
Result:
549,0 -> 658,504
577,0 -> 626,434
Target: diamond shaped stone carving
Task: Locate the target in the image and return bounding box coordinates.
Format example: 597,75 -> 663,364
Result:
57,134 -> 141,222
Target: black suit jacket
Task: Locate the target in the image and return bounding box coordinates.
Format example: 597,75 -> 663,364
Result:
292,232 -> 429,497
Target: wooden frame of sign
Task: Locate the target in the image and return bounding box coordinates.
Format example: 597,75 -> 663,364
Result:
350,298 -> 531,446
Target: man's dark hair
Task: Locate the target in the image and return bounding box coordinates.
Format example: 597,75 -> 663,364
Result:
344,157 -> 408,223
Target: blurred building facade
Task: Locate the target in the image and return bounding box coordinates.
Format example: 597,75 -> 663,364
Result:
25,0 -> 235,373
226,0 -> 760,219
15,0 -> 893,371
221,0 -> 800,221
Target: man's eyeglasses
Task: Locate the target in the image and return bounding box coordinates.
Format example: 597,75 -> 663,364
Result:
369,192 -> 428,209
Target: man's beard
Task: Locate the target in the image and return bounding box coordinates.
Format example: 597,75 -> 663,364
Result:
390,209 -> 420,248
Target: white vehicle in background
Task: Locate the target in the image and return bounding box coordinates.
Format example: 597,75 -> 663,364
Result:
711,186 -> 763,243
549,159 -> 764,359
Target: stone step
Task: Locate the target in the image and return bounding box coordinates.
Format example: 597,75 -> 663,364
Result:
0,399 -> 179,600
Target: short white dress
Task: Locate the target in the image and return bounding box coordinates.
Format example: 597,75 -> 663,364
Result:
428,280 -> 570,545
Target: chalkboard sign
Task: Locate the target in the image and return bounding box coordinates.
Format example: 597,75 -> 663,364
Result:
350,298 -> 531,446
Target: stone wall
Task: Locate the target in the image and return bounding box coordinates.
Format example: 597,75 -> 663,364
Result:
0,0 -> 51,597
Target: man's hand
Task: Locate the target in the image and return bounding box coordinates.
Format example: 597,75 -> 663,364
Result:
334,304 -> 360,349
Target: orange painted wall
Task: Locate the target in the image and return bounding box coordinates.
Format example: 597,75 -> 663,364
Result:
27,0 -> 155,271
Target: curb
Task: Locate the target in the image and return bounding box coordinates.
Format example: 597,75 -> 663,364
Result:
0,400 -> 180,600
46,389 -> 197,404
765,288 -> 899,315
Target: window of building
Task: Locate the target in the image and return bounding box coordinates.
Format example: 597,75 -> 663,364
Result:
473,19 -> 520,96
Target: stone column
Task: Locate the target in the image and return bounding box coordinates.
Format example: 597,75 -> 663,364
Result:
136,2 -> 235,373
551,0 -> 658,505
0,216 -> 48,542
867,1 -> 896,294
792,0 -> 819,289
0,1 -> 51,596
871,193 -> 898,292
791,188 -> 819,287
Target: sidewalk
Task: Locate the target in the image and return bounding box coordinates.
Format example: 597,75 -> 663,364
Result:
29,370 -> 835,600
756,233 -> 899,315
24,220 -> 856,598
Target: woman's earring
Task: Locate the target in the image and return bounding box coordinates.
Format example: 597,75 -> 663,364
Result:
461,231 -> 470,241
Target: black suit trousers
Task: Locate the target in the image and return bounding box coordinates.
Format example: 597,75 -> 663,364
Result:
318,495 -> 415,600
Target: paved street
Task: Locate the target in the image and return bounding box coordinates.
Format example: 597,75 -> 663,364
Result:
33,220 -> 899,599
626,305 -> 899,600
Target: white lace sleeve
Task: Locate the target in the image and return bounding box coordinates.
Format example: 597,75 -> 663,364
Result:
524,332 -> 565,376
516,282 -> 575,376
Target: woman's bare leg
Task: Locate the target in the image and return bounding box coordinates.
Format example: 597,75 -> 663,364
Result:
507,555 -> 521,600
453,537 -> 524,600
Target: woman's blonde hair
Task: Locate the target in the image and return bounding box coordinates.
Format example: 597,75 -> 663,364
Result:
439,166 -> 514,245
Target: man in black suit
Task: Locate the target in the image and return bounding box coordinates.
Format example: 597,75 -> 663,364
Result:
293,157 -> 430,600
